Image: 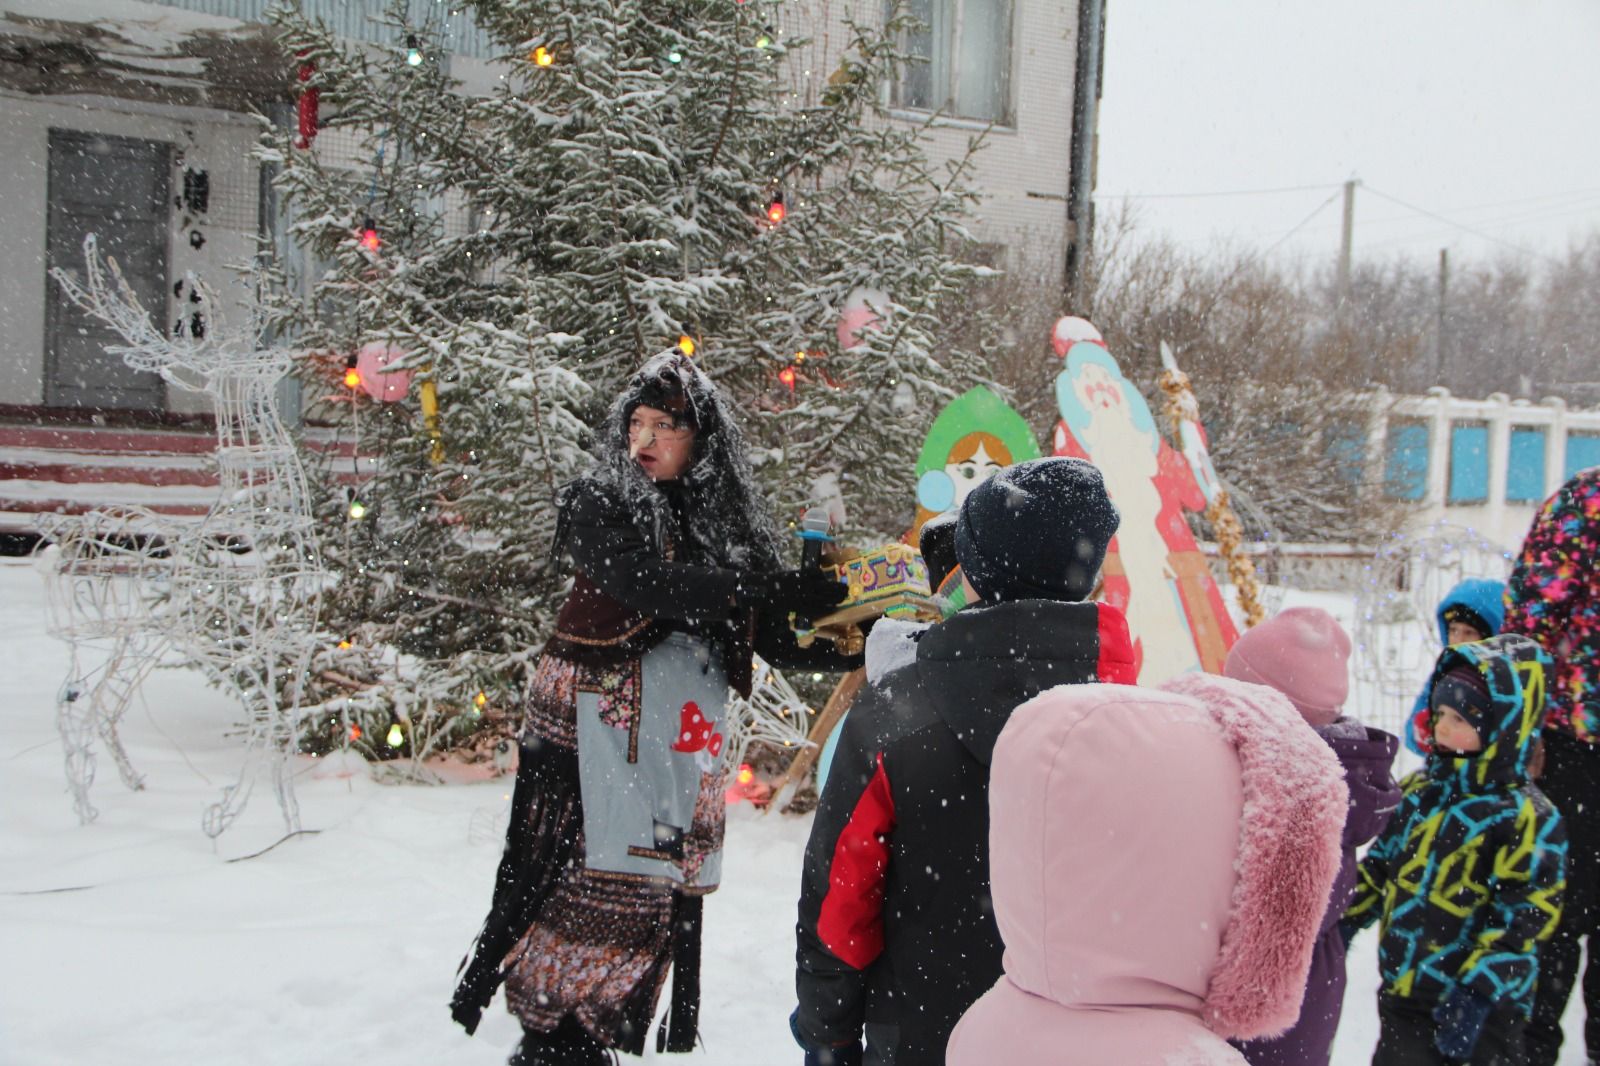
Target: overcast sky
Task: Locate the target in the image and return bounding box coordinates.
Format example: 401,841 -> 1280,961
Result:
1094,0 -> 1600,272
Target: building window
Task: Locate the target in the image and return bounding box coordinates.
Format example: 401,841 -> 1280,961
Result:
1566,433 -> 1600,480
1384,421 -> 1429,501
891,0 -> 1015,125
1506,428 -> 1547,503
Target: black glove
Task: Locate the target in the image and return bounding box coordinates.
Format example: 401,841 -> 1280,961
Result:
1433,986 -> 1493,1060
736,568 -> 848,616
790,1009 -> 864,1066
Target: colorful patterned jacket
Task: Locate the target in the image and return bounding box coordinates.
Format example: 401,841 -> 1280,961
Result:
1504,468 -> 1600,742
1344,635 -> 1567,1016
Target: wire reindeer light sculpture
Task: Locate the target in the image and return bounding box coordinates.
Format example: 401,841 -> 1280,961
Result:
42,234 -> 325,838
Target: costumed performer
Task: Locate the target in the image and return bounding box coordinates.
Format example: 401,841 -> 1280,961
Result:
452,353 -> 851,1064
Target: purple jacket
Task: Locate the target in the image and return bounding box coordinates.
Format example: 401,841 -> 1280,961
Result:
1234,716 -> 1401,1066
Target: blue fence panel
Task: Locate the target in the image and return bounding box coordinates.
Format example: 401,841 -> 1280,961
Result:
1567,434 -> 1600,480
1324,420 -> 1366,486
1385,422 -> 1430,500
1506,428 -> 1547,503
1448,423 -> 1489,504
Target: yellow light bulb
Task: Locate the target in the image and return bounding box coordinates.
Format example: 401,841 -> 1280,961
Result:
474,691 -> 488,708
348,500 -> 368,520
386,723 -> 404,747
677,335 -> 696,356
532,45 -> 554,67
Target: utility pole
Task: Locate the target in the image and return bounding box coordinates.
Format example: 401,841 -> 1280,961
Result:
1436,248 -> 1449,385
1336,179 -> 1357,307
1063,0 -> 1107,311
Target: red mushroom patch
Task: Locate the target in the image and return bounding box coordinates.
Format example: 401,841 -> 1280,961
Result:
672,700 -> 722,756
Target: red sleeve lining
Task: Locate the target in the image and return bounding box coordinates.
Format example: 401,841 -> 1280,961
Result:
816,753 -> 897,970
1096,602 -> 1138,685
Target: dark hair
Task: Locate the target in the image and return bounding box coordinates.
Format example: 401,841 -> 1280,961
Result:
558,352 -> 779,572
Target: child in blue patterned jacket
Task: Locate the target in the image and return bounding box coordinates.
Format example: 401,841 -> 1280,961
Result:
1345,634 -> 1567,1065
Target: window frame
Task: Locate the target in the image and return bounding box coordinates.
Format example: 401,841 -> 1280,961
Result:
888,0 -> 1018,128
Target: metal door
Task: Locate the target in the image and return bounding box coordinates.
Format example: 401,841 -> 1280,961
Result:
45,129 -> 170,411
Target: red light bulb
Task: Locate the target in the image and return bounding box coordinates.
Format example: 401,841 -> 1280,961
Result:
359,218 -> 380,251
766,192 -> 786,224
778,366 -> 797,390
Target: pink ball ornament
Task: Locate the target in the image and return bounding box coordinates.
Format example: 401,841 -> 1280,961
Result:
1050,316 -> 1105,358
836,287 -> 890,351
354,342 -> 413,403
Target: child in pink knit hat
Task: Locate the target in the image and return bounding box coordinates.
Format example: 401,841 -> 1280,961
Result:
1223,607 -> 1401,1066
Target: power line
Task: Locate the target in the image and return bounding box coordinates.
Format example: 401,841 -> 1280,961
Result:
1260,189 -> 1344,256
1351,186 -> 1560,263
1359,199 -> 1600,253
1096,182 -> 1342,201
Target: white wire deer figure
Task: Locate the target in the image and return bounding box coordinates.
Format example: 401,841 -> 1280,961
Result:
42,234 -> 325,838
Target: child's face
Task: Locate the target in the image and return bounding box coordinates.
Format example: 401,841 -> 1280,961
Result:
1446,621 -> 1488,646
1433,704 -> 1483,754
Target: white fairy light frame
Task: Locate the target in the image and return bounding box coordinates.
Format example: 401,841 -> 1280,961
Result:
1352,521 -> 1513,740
40,235 -> 325,838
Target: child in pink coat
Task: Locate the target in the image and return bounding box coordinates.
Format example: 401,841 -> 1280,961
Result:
946,674 -> 1348,1066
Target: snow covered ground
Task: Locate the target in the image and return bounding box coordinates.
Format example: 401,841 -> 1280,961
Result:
0,557 -> 1590,1065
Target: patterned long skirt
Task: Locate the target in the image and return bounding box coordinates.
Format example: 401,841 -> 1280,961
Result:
500,652 -> 718,1052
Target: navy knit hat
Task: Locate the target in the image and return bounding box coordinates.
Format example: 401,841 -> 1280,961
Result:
954,457 -> 1120,603
1431,662 -> 1494,729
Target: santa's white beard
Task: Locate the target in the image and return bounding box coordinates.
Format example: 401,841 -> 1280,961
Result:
1080,412 -> 1200,683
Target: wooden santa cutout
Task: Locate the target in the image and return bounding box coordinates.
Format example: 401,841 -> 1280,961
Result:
1050,319 -> 1239,683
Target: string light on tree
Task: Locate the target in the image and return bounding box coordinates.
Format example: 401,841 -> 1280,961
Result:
766,189 -> 786,224
677,335 -> 696,357
359,218 -> 380,252
667,50 -> 683,64
343,354 -> 362,390
405,35 -> 424,67
348,499 -> 368,521
530,45 -> 554,67
386,722 -> 405,747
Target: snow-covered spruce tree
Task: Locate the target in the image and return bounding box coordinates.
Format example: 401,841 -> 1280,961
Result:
261,1 -> 988,757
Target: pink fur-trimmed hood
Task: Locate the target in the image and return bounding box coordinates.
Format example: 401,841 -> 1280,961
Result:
947,678 -> 1346,1065
1163,672 -> 1348,1040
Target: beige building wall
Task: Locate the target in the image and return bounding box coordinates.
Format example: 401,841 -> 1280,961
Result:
0,2 -> 1078,411
775,0 -> 1080,279
0,92 -> 263,414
